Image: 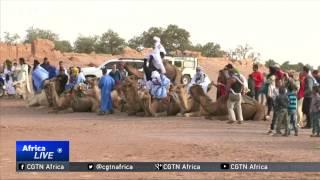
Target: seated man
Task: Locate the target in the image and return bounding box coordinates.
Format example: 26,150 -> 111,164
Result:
188,66 -> 211,94
148,71 -> 170,99
65,67 -> 85,90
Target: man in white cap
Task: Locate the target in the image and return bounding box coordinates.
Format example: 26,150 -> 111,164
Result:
188,66 -> 211,93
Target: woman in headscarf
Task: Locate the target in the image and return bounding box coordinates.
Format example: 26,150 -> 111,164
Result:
3,60 -> 16,95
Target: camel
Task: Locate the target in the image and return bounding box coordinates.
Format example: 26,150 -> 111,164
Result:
138,87 -> 180,117
49,81 -> 99,113
190,85 -> 265,120
119,75 -> 144,115
43,74 -> 68,107
125,60 -> 182,84
169,84 -> 204,117
14,81 -> 49,107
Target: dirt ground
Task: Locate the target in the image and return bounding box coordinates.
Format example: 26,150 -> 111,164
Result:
1,98 -> 320,180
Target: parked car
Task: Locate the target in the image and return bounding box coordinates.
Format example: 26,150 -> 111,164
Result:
164,56 -> 198,84
81,58 -> 144,79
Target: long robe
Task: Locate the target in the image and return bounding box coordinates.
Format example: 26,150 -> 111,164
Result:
15,64 -> 31,93
188,72 -> 211,93
32,65 -> 49,93
99,75 -> 115,112
4,67 -> 16,95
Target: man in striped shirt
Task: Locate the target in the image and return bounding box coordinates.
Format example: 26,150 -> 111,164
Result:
287,83 -> 298,136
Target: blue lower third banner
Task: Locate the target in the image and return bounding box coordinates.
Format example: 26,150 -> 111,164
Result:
16,141 -> 69,161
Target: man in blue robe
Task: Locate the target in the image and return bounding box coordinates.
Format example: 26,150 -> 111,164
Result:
98,68 -> 115,115
32,60 -> 49,93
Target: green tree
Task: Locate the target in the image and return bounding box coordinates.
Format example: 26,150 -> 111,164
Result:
54,40 -> 73,52
265,59 -> 277,67
161,24 -> 191,52
3,32 -> 20,44
95,29 -> 126,54
200,42 -> 224,57
74,36 -> 98,53
141,27 -> 164,48
24,27 -> 59,43
128,35 -> 144,50
189,43 -> 203,52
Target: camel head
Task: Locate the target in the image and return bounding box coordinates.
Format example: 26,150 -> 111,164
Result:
189,84 -> 206,102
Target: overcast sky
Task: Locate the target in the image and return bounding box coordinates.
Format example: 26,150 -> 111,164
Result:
1,0 -> 319,67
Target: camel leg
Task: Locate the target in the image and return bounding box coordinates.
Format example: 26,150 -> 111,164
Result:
184,111 -> 201,117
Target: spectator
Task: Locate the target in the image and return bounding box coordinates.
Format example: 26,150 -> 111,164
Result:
297,72 -> 306,127
273,86 -> 289,136
118,63 -> 128,83
3,60 -> 16,95
40,57 -> 56,79
215,70 -> 227,99
98,68 -> 115,115
312,70 -> 320,85
266,75 -> 278,120
287,82 -> 298,136
109,64 -> 121,85
226,69 -> 244,124
310,85 -> 320,137
251,64 -> 264,101
247,74 -> 255,98
56,61 -> 68,76
302,66 -> 315,129
32,59 -> 49,93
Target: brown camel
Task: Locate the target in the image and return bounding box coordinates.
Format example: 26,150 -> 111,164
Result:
138,87 -> 180,117
119,75 -> 144,115
49,81 -> 99,113
190,84 -> 265,120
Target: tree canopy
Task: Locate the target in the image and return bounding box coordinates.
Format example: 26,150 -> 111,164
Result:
24,27 -> 59,43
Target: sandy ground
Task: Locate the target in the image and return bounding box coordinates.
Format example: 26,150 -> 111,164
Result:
1,98 -> 320,180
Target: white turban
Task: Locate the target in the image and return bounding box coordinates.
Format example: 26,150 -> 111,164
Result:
151,70 -> 161,82
153,36 -> 166,55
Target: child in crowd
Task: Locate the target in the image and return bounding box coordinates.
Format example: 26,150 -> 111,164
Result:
273,86 -> 289,136
287,83 -> 298,136
267,76 -> 279,134
310,86 -> 320,137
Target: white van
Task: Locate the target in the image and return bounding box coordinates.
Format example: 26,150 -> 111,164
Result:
165,56 -> 198,84
81,58 -> 144,78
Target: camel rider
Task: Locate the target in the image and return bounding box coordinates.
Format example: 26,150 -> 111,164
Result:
149,71 -> 170,99
65,67 -> 86,90
226,69 -> 244,124
188,66 -> 211,93
144,37 -> 167,81
32,59 -> 49,93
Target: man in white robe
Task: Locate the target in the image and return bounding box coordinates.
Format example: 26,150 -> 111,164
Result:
188,66 -> 211,93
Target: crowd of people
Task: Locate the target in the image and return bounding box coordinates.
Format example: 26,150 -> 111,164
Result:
1,36 -> 320,138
